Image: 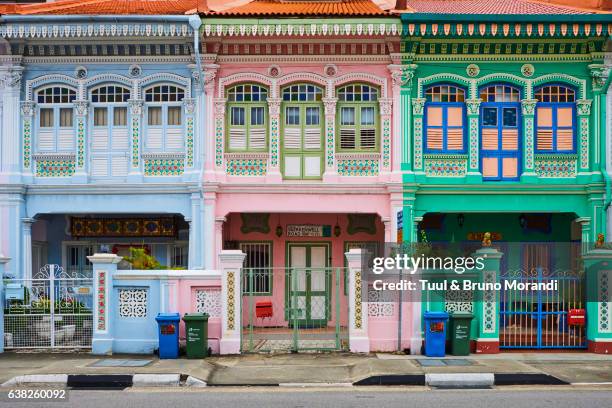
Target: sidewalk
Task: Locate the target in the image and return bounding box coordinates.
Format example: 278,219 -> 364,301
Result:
0,351 -> 611,386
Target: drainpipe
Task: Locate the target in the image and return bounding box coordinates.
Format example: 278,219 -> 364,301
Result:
188,14 -> 204,94
600,59 -> 612,215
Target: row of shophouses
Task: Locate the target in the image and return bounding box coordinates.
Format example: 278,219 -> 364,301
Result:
0,0 -> 612,356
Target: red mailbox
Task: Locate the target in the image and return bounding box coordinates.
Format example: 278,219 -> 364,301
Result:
568,309 -> 585,326
256,301 -> 273,318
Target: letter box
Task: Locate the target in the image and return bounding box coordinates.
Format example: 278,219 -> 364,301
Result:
256,301 -> 273,318
568,309 -> 585,326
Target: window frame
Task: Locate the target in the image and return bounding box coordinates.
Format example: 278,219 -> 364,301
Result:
336,83 -> 380,152
91,85 -> 131,130
478,83 -> 523,182
143,83 -> 185,152
35,85 -> 77,154
240,241 -> 273,296
534,84 -> 577,155
225,83 -> 269,152
423,83 -> 467,154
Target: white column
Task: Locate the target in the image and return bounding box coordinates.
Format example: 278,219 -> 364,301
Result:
322,97 -> 338,182
219,250 -> 246,354
88,253 -> 122,355
127,99 -> 144,182
0,255 -> 10,354
0,66 -> 23,181
266,97 -> 282,182
383,217 -> 392,243
346,248 -> 369,352
21,218 -> 34,281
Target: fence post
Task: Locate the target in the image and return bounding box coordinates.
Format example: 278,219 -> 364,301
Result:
0,255 -> 9,353
583,249 -> 612,353
346,248 -> 369,353
219,250 -> 246,355
87,253 -> 122,355
473,247 -> 503,354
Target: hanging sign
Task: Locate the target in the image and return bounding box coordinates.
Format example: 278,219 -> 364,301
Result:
286,225 -> 331,237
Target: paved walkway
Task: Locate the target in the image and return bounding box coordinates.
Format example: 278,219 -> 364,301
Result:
0,352 -> 611,385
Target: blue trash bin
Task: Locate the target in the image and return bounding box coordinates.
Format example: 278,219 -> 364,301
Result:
424,311 -> 449,357
155,313 -> 180,359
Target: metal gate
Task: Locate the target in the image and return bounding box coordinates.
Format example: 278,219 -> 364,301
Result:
3,265 -> 94,349
500,244 -> 586,349
241,267 -> 348,352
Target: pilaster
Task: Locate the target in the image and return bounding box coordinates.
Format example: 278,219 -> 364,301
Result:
0,66 -> 24,182
465,98 -> 482,182
346,248 -> 369,352
411,98 -> 426,173
72,100 -> 89,183
520,99 -> 538,181
266,97 -> 282,182
219,250 -> 246,354
127,99 -> 144,182
473,247 -> 503,354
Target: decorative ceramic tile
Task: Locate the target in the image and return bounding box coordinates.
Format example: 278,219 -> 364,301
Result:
144,159 -> 184,176
337,159 -> 379,176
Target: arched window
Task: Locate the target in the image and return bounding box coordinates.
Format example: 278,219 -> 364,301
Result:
424,85 -> 466,153
90,85 -> 131,178
535,85 -> 575,153
337,84 -> 379,151
144,84 -> 185,152
226,84 -> 268,151
281,84 -> 324,179
36,86 -> 76,153
479,84 -> 521,181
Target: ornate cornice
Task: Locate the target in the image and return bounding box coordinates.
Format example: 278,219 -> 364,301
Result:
1,23 -> 193,40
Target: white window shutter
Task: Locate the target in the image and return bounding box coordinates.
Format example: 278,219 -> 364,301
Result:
112,128 -> 129,151
284,128 -> 301,149
37,129 -> 55,151
92,128 -> 109,151
304,156 -> 321,177
91,157 -> 108,177
146,128 -> 163,149
303,128 -> 321,149
111,156 -> 128,177
229,128 -> 247,150
166,128 -> 184,150
249,128 -> 266,149
284,156 -> 301,177
58,129 -> 75,151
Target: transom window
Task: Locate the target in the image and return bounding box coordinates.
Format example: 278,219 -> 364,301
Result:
91,85 -> 130,103
226,84 -> 268,151
282,84 -> 323,102
424,84 -> 466,153
338,84 -> 378,102
535,85 -> 575,103
337,84 -> 379,151
425,85 -> 465,103
145,85 -> 185,102
535,85 -> 576,153
480,85 -> 520,103
227,84 -> 268,102
37,86 -> 76,104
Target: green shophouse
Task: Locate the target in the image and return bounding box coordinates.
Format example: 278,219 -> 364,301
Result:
397,2 -> 612,353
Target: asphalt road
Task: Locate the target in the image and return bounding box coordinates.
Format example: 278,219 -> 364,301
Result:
2,387 -> 612,408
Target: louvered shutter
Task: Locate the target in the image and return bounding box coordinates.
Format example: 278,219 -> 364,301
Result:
556,107 -> 574,151
446,107 -> 463,150
284,128 -> 301,149
249,128 -> 266,149
426,106 -> 443,150
229,128 -> 247,150
37,129 -> 55,151
58,129 -> 75,151
111,155 -> 128,177
482,128 -> 498,150
92,128 -> 109,151
304,128 -> 321,149
91,157 -> 108,177
501,129 -> 518,151
446,129 -> 463,150
112,128 -> 129,151
360,128 -> 376,149
536,107 -> 553,151
340,128 -> 356,149
166,128 -> 184,150
146,128 -> 163,149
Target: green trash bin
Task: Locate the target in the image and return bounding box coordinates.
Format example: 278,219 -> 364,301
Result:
182,313 -> 209,358
450,312 -> 473,356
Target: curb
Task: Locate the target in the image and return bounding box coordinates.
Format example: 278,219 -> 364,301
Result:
426,373 -> 494,388
279,383 -> 353,388
1,374 -> 207,389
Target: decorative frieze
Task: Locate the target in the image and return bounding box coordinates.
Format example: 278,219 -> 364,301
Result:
1,23 -> 193,39
424,155 -> 468,177
35,156 -> 76,177
337,158 -> 379,176
534,155 -> 577,178
144,158 -> 185,176
225,155 -> 268,176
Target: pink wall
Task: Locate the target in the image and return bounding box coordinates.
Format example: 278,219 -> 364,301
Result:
171,278 -> 223,355
226,213 -> 384,329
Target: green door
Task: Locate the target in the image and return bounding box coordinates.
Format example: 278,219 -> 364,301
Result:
281,84 -> 324,179
287,243 -> 330,327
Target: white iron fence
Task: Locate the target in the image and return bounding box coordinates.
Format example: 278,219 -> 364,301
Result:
3,265 -> 93,349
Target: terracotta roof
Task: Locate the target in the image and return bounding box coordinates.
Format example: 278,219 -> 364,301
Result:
400,0 -> 597,14
2,0 -> 208,15
215,0 -> 389,17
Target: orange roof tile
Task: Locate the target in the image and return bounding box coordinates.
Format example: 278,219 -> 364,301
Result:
3,0 -> 208,15
215,0 -> 389,17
